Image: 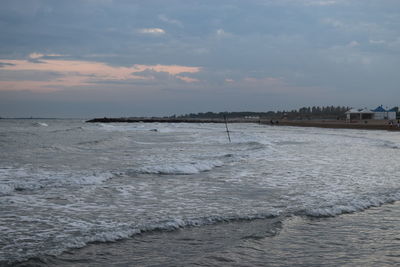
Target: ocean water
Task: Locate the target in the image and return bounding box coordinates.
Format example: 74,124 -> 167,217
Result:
1,119 -> 400,266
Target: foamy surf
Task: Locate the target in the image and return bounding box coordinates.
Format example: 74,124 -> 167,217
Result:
0,167 -> 115,195
3,120 -> 400,266
303,192 -> 400,217
0,184 -> 13,196
0,211 -> 281,265
32,122 -> 48,127
132,160 -> 224,175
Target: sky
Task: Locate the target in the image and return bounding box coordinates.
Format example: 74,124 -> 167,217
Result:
1,0 -> 400,117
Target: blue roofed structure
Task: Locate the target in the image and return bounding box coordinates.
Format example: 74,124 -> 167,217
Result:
346,105 -> 397,120
372,105 -> 387,112
372,105 -> 396,120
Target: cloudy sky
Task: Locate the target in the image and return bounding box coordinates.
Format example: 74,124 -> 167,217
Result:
1,0 -> 400,117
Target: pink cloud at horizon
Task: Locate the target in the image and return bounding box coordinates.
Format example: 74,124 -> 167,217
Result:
0,56 -> 202,92
176,76 -> 200,83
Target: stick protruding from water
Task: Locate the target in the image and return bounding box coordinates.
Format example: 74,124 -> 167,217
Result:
223,115 -> 231,143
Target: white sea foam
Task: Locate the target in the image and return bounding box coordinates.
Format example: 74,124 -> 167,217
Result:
96,123 -> 148,132
304,193 -> 400,217
76,136 -> 132,149
134,160 -> 224,175
51,126 -> 84,133
32,122 -> 48,127
0,167 -> 114,195
8,212 -> 281,264
381,140 -> 400,149
66,172 -> 115,185
4,120 -> 400,264
0,184 -> 13,196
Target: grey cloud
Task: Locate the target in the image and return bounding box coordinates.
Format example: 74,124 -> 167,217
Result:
0,62 -> 15,67
2,0 -> 400,116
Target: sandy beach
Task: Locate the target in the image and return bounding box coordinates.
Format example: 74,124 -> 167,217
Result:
276,119 -> 400,131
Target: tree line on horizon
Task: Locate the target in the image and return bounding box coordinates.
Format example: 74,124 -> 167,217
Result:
174,106 -> 352,120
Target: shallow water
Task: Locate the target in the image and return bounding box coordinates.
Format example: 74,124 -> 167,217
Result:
20,202 -> 400,267
1,119 -> 400,266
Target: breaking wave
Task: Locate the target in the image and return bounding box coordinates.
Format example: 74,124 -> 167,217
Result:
6,190 -> 400,265
5,211 -> 280,265
51,126 -> 84,133
13,191 -> 400,266
0,168 -> 114,196
301,192 -> 400,218
32,122 -> 48,127
76,136 -> 132,148
381,140 -> 400,149
131,160 -> 224,175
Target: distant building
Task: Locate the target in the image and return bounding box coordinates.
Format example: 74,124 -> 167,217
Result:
387,107 -> 398,119
345,105 -> 396,120
345,108 -> 374,120
371,105 -> 396,120
244,116 -> 260,119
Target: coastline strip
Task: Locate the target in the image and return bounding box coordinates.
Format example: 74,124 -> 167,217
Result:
86,117 -> 400,131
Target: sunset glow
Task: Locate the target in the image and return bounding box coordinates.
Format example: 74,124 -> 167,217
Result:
0,56 -> 201,92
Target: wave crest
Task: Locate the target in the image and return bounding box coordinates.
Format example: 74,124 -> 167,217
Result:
0,168 -> 115,195
302,192 -> 400,217
131,160 -> 224,175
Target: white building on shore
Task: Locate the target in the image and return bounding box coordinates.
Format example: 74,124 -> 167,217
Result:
345,106 -> 397,121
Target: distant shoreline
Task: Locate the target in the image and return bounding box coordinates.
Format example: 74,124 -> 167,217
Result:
86,117 -> 400,131
277,120 -> 400,131
85,117 -> 262,123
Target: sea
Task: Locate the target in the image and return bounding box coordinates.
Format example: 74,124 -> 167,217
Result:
1,119 -> 400,266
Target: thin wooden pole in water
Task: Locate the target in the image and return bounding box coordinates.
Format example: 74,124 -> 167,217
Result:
223,115 -> 231,143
